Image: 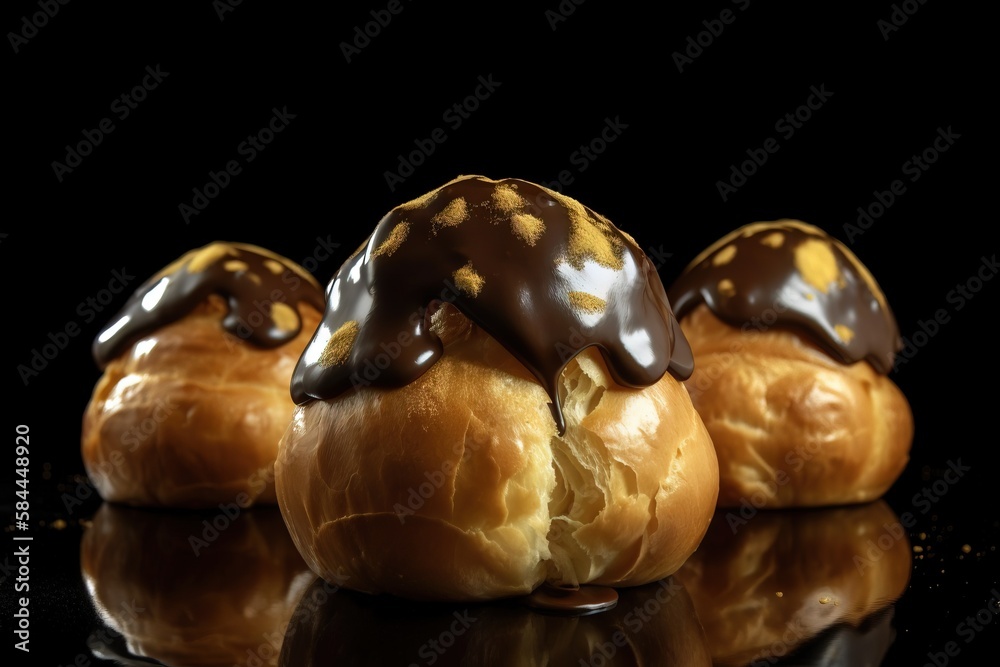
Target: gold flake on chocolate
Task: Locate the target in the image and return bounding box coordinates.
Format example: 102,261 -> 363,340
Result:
319,321 -> 360,368
373,222 -> 410,258
291,175 -> 692,434
511,213 -> 545,246
794,239 -> 840,293
835,324 -> 855,344
431,198 -> 468,233
92,242 -> 325,368
492,183 -> 526,214
187,244 -> 233,274
453,262 -> 484,297
396,189 -> 440,212
272,303 -> 299,332
668,220 -> 900,374
760,232 -> 785,248
556,191 -> 625,271
713,245 -> 737,266
568,292 -> 606,314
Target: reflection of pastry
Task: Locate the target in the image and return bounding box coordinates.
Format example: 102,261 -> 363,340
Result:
81,503 -> 313,667
82,242 -> 324,508
279,575 -> 711,666
674,500 -> 911,666
277,175 -> 718,602
668,221 -> 913,508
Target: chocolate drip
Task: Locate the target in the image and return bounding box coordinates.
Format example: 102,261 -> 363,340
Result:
291,175 -> 692,434
93,242 -> 325,368
668,220 -> 900,374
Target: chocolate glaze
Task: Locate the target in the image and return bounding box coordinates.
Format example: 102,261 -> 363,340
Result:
290,175 -> 692,434
668,220 -> 900,374
93,242 -> 325,368
524,583 -> 619,615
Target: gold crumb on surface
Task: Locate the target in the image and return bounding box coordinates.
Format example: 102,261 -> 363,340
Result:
224,260 -> 250,273
187,243 -> 236,273
834,324 -> 855,343
713,245 -> 738,266
263,259 -> 285,275
453,262 -> 485,297
775,592 -> 783,598
492,183 -> 526,214
319,320 -> 360,367
511,213 -> 545,246
555,192 -> 624,270
962,544 -> 972,553
568,291 -> 607,314
397,189 -> 440,211
718,279 -> 736,297
818,596 -> 837,605
271,302 -> 299,332
373,222 -> 410,258
431,198 -> 468,233
51,519 -> 67,530
794,239 -> 840,293
914,546 -> 924,553
760,232 -> 785,248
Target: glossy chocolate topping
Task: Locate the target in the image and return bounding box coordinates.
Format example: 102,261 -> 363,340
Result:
291,175 -> 692,434
668,220 -> 900,374
93,242 -> 325,368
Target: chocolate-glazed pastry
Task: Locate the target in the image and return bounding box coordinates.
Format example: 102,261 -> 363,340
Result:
82,242 -> 324,508
95,241 -> 325,367
668,221 -> 913,508
276,176 -> 719,602
292,175 -> 691,434
668,219 -> 899,374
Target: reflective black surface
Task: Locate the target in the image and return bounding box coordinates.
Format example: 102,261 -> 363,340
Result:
4,1 -> 995,665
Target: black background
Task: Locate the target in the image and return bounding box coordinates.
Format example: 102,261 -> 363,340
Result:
4,0 -> 997,665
